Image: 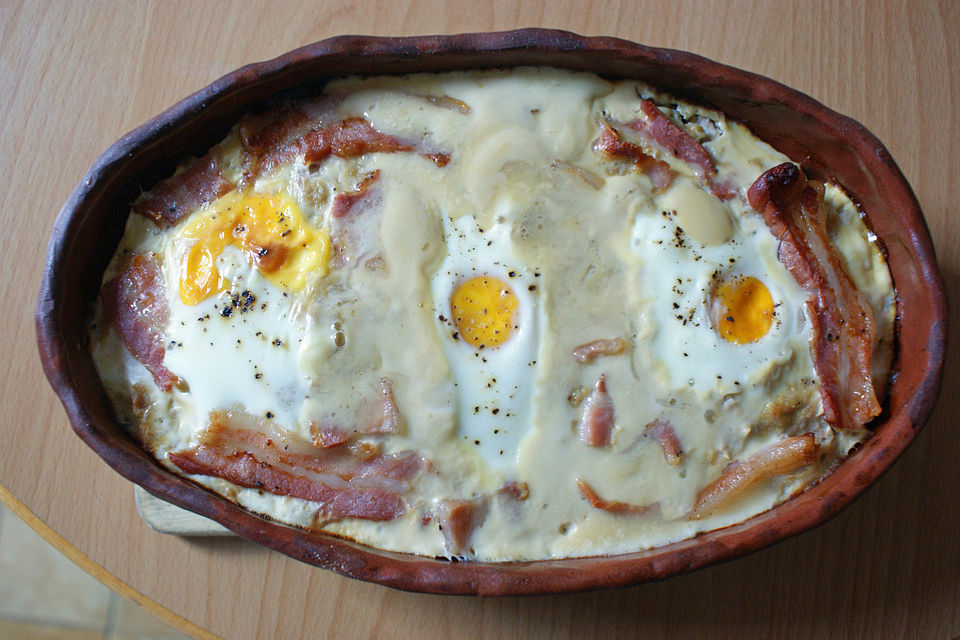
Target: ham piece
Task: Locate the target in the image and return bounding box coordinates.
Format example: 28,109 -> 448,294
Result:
435,498 -> 487,555
572,337 -> 626,363
100,254 -> 178,391
576,479 -> 651,516
309,377 -> 404,448
578,374 -> 616,447
645,419 -> 684,465
626,99 -> 737,199
691,434 -> 819,518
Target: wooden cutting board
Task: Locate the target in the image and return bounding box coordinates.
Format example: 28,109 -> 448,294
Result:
134,489 -> 232,537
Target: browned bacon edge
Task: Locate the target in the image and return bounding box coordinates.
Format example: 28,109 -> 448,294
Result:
578,374 -> 616,447
576,479 -> 651,516
644,419 -> 684,465
595,121 -> 674,192
100,254 -> 178,391
239,105 -> 313,161
169,412 -> 424,522
304,117 -> 413,164
627,99 -> 736,200
137,104 -> 451,228
572,337 -> 626,363
249,115 -> 449,179
132,149 -> 234,227
748,163 -> 880,430
435,498 -> 488,555
691,434 -> 819,518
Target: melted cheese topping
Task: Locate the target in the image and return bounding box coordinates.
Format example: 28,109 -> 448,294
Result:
90,68 -> 896,562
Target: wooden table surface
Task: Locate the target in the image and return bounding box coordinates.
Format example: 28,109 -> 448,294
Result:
2,2 -> 958,638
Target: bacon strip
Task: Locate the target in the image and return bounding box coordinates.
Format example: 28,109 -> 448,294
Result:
249,116 -> 448,178
595,121 -> 673,192
332,170 -> 381,218
240,106 -> 312,160
310,424 -> 351,449
138,102 -> 448,226
572,337 -> 626,363
578,374 -> 615,447
748,163 -> 879,430
418,94 -> 472,114
170,446 -> 404,521
435,499 -> 487,555
627,100 -> 736,200
100,254 -> 178,391
330,171 -> 384,269
169,411 -> 424,521
645,419 -> 684,465
239,97 -> 341,176
576,479 -> 651,516
132,150 -> 233,227
637,100 -> 716,180
201,413 -> 422,487
303,118 -> 413,164
691,434 -> 819,518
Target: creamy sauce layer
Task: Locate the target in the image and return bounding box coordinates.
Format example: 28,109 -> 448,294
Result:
90,68 -> 895,561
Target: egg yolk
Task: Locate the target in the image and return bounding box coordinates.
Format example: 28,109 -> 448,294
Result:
711,276 -> 774,344
179,191 -> 329,305
450,276 -> 518,349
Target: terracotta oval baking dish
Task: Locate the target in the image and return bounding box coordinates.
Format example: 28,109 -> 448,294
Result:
36,29 -> 946,595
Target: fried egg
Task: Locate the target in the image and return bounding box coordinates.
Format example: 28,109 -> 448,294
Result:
633,177 -> 811,397
161,189 -> 328,433
430,213 -> 541,472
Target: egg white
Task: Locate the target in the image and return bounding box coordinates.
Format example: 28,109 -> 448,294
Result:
632,184 -> 812,397
162,242 -> 310,436
430,214 -> 542,473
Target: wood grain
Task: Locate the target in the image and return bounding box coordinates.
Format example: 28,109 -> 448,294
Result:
1,1 -> 958,638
